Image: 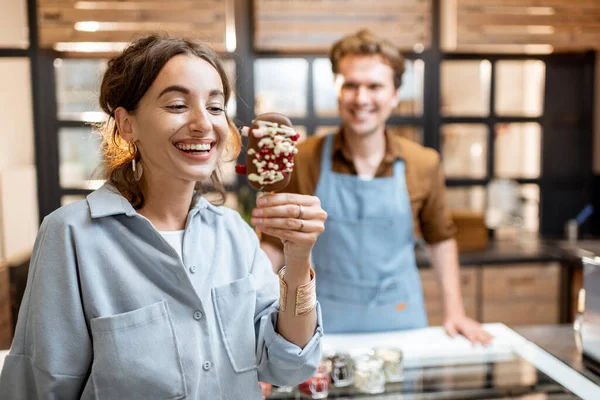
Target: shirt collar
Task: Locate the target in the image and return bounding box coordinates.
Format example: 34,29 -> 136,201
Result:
332,126 -> 406,164
87,182 -> 223,219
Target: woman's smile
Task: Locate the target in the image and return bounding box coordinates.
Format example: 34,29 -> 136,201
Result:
173,139 -> 217,161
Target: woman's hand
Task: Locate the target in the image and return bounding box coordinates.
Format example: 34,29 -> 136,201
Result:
254,193 -> 325,346
251,193 -> 327,268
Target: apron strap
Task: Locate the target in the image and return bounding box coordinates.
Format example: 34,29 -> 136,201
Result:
320,133 -> 335,172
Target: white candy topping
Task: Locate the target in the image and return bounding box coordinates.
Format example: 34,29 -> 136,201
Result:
249,120 -> 298,187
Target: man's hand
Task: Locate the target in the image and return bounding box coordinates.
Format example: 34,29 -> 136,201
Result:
444,313 -> 494,345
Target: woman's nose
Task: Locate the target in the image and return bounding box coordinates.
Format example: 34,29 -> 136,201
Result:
189,107 -> 212,133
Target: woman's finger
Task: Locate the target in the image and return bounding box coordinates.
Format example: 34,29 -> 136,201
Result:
256,193 -> 320,208
252,204 -> 326,220
252,217 -> 324,234
238,127 -> 262,137
258,226 -> 317,244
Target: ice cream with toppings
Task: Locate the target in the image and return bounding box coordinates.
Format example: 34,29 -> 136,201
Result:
236,113 -> 300,192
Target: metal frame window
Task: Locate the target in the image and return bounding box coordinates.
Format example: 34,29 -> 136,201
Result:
30,0 -> 595,237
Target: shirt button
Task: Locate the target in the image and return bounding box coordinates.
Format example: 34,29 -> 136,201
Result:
193,310 -> 203,320
203,361 -> 212,371
189,265 -> 197,274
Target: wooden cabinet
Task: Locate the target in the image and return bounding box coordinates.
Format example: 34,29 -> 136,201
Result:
481,263 -> 560,326
420,268 -> 478,326
419,262 -> 561,327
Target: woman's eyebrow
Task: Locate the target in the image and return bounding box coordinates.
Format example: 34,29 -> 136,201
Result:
209,89 -> 225,99
157,85 -> 190,99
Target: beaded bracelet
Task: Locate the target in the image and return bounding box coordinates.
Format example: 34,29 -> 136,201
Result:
277,266 -> 316,316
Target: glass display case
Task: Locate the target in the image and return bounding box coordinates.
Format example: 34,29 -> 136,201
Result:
262,325 -> 597,399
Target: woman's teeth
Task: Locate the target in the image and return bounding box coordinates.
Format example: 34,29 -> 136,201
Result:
175,143 -> 212,152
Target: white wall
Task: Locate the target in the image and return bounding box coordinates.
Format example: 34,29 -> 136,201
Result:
0,0 -> 38,262
0,59 -> 34,170
0,0 -> 28,49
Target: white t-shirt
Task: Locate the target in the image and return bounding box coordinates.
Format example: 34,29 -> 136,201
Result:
159,230 -> 184,260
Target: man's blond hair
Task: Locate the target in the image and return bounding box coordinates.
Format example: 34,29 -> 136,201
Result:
329,29 -> 405,89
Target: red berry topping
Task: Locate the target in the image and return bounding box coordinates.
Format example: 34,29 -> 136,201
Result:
291,133 -> 300,142
235,164 -> 247,175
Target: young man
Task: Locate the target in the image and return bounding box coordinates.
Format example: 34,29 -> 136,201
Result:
258,30 -> 491,344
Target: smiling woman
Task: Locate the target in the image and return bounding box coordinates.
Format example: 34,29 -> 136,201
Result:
97,36 -> 240,210
0,34 -> 327,399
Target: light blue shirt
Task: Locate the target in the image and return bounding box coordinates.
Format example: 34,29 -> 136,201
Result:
0,183 -> 323,399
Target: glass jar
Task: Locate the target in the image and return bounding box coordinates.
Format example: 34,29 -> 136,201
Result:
328,352 -> 354,387
374,347 -> 404,383
353,355 -> 386,394
298,359 -> 331,399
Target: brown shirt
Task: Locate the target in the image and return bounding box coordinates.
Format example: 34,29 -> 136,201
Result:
261,127 -> 457,250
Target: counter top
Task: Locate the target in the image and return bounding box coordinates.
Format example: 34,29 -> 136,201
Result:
2,325 -> 598,398
416,236 -> 600,267
416,237 -> 562,267
322,323 -> 600,399
515,324 -> 600,386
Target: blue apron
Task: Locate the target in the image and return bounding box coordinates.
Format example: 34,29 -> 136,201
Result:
312,134 -> 428,333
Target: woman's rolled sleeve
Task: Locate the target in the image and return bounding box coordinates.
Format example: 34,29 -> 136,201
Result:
255,302 -> 323,386
249,242 -> 323,386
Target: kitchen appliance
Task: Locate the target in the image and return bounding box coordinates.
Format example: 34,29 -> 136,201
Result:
269,324 -> 600,399
582,256 -> 600,377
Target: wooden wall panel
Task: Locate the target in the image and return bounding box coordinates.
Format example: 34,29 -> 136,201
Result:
445,0 -> 600,52
254,0 -> 432,53
38,0 -> 229,53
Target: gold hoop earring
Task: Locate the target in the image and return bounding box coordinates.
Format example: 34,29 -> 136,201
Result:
128,141 -> 143,181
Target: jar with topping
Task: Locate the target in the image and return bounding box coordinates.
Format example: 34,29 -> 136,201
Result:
353,354 -> 386,394
374,347 -> 404,383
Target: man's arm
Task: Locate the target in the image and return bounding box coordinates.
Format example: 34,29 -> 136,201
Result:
419,151 -> 492,344
425,238 -> 465,320
426,238 -> 493,344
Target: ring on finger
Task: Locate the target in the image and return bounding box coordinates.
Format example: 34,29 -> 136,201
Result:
297,204 -> 304,219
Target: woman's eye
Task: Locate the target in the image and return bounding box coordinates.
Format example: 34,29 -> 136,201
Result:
167,104 -> 187,111
208,106 -> 225,115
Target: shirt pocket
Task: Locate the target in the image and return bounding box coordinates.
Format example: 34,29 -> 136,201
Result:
90,300 -> 186,400
212,275 -> 258,373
